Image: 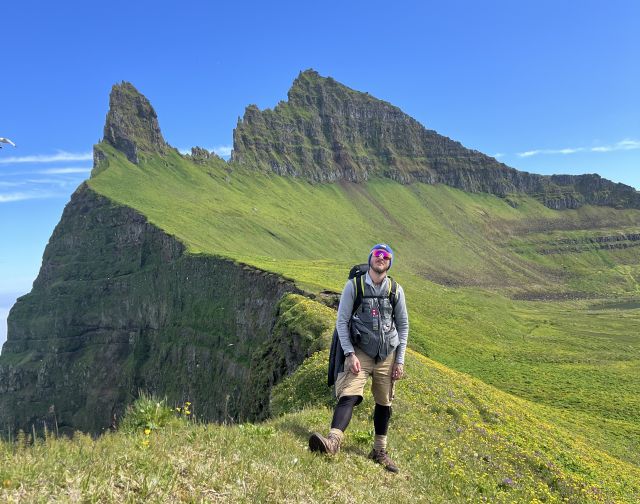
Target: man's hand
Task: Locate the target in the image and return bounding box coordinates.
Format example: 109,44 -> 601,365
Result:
392,362 -> 404,381
347,354 -> 361,374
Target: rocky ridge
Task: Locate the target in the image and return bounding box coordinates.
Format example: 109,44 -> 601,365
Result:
232,70 -> 640,210
93,72 -> 639,210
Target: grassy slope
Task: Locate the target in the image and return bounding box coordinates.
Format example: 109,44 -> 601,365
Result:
86,144 -> 640,465
2,350 -> 639,502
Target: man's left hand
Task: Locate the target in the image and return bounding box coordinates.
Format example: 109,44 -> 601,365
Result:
392,363 -> 404,381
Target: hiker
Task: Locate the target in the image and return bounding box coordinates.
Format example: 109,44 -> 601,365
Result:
309,243 -> 409,473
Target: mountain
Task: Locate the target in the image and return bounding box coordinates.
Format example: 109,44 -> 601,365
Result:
1,71 -> 639,502
234,69 -> 640,210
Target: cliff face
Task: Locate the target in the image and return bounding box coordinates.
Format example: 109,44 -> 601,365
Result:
233,70 -> 640,209
0,185 -> 322,434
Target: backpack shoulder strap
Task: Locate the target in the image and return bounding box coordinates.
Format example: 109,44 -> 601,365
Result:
388,277 -> 398,310
351,273 -> 365,315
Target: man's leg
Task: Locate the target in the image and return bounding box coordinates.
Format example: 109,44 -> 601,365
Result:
373,403 -> 391,451
309,349 -> 371,455
331,395 -> 361,431
369,353 -> 399,472
309,395 -> 360,454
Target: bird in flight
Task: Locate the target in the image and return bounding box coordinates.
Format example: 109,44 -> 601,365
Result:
0,137 -> 17,148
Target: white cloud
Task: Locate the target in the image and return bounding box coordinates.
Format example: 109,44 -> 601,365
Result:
0,150 -> 92,164
0,192 -> 34,202
492,153 -> 505,158
616,139 -> 640,150
25,178 -> 81,190
0,167 -> 91,178
0,164 -> 90,199
557,148 -> 584,154
518,139 -> 640,158
589,140 -> 640,153
518,147 -> 584,157
0,190 -> 59,203
37,167 -> 92,175
27,178 -> 69,184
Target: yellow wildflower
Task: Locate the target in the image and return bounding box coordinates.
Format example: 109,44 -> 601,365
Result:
144,428 -> 151,435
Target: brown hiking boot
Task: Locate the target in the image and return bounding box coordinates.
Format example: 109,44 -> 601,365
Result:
368,448 -> 399,473
308,432 -> 341,455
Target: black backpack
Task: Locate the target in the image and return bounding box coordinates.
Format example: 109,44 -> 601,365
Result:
327,264 -> 398,387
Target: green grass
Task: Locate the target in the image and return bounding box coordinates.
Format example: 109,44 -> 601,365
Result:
88,143 -> 640,296
2,350 -> 638,503
84,144 -> 640,468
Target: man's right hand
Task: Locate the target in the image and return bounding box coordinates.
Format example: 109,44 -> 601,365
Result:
347,354 -> 361,374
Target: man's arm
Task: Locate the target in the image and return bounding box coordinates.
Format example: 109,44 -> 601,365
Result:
393,284 -> 409,364
336,279 -> 356,355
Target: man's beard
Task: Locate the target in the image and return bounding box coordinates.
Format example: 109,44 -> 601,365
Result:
371,262 -> 389,275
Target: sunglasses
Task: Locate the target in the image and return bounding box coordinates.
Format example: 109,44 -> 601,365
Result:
372,249 -> 392,260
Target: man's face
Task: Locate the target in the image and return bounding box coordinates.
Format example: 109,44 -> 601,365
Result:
370,250 -> 391,274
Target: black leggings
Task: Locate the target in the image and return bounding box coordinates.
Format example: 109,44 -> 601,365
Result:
331,395 -> 392,435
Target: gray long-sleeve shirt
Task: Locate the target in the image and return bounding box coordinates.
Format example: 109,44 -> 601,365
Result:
336,271 -> 409,364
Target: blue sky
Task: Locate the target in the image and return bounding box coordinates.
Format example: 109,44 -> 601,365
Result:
1,0 -> 639,347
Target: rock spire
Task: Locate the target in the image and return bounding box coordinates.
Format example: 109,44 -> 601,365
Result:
103,82 -> 168,164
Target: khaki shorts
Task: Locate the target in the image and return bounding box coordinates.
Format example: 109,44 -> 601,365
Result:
335,347 -> 396,406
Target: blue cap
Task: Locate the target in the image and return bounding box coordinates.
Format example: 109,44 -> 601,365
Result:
368,243 -> 394,269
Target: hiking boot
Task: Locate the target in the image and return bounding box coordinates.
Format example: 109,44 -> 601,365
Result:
308,432 -> 341,455
368,448 -> 399,473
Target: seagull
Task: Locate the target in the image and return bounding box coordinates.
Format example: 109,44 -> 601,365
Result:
0,137 -> 16,148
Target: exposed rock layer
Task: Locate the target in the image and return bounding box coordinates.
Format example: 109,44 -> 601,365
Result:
529,233 -> 640,255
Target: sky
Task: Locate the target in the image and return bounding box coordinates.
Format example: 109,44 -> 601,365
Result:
1,0 -> 639,347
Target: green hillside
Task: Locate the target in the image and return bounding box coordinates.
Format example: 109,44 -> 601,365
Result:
2,347 -> 639,502
86,143 -> 640,470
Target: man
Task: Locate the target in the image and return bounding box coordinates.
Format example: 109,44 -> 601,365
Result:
309,243 -> 409,473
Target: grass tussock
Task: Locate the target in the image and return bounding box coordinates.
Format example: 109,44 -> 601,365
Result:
119,393 -> 192,434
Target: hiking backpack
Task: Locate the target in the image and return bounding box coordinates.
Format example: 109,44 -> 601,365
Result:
327,264 -> 398,387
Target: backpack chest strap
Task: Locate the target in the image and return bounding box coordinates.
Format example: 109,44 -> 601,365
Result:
352,274 -> 397,314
